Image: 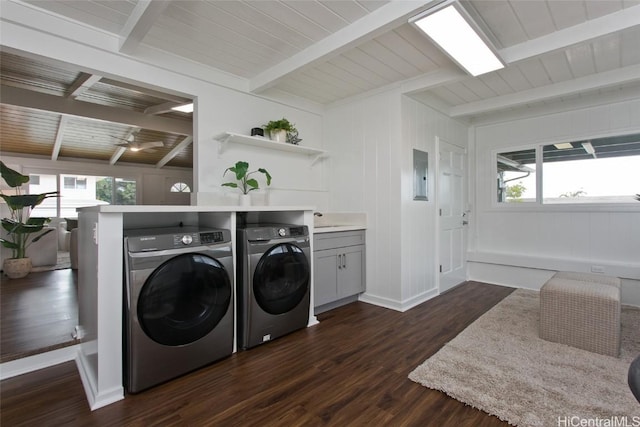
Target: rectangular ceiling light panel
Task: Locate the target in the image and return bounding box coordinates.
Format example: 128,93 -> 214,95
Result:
411,2 -> 504,76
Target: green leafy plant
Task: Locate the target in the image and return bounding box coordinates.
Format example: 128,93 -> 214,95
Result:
263,118 -> 296,133
222,161 -> 272,195
0,161 -> 59,259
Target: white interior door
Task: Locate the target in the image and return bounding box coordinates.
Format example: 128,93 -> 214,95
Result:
438,138 -> 467,293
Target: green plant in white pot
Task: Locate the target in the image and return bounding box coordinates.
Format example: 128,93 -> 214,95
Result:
0,161 -> 59,278
222,161 -> 272,206
264,118 -> 296,143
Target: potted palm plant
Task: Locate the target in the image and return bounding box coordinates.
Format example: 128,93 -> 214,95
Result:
1,161 -> 59,278
264,118 -> 296,143
222,161 -> 272,206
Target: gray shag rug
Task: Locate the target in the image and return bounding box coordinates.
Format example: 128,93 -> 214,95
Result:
409,289 -> 640,426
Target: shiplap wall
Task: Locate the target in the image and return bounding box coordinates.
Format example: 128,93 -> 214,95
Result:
323,91 -> 468,311
325,90 -> 403,306
469,98 -> 640,306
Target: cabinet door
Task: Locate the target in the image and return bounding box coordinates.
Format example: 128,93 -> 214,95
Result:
339,245 -> 365,298
314,249 -> 338,307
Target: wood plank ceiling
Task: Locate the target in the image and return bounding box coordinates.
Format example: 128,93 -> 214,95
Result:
2,0 -> 640,167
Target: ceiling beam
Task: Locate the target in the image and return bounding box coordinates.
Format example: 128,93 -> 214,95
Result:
144,101 -> 182,115
119,0 -> 170,54
51,116 -> 69,160
109,147 -> 127,165
100,78 -> 190,104
156,136 -> 192,169
66,73 -> 102,98
401,67 -> 467,95
249,0 -> 437,93
110,128 -> 139,165
500,5 -> 640,64
449,63 -> 640,117
1,85 -> 192,135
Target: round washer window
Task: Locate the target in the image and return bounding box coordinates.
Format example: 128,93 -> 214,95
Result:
253,243 -> 310,315
138,253 -> 231,346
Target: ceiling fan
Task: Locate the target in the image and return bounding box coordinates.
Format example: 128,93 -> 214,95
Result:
112,134 -> 164,152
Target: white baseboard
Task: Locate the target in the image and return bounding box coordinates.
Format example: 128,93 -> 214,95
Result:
359,287 -> 439,312
76,349 -> 124,411
0,344 -> 80,380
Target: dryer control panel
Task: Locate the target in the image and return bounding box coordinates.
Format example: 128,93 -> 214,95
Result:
125,226 -> 231,252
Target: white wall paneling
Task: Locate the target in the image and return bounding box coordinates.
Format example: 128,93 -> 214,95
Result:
324,90 -> 468,311
469,97 -> 640,304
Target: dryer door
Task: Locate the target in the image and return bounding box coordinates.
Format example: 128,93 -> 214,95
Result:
137,253 -> 231,346
253,243 -> 310,315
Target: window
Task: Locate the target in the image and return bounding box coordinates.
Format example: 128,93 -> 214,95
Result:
170,182 -> 191,192
496,148 -> 536,203
29,173 -> 57,217
542,135 -> 640,204
496,133 -> 640,205
26,171 -> 137,217
63,176 -> 87,190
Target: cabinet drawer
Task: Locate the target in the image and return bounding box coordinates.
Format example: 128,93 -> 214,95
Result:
314,230 -> 365,251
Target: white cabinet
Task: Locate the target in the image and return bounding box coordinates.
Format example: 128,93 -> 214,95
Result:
313,230 -> 365,311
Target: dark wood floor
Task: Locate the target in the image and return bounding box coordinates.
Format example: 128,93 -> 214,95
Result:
1,268 -> 79,363
1,281 -> 514,426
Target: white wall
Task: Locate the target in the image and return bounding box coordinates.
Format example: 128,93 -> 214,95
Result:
469,98 -> 640,306
323,90 -> 469,311
1,4 -> 328,211
400,96 -> 469,309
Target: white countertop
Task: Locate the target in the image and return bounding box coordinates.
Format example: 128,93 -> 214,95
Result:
313,225 -> 366,233
77,205 -> 316,213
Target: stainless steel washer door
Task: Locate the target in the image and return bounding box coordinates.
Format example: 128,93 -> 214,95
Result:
137,253 -> 231,346
252,242 -> 310,315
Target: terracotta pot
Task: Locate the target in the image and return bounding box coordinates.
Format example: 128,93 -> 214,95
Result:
3,257 -> 32,279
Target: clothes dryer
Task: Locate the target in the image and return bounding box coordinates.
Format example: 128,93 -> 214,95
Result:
236,224 -> 311,349
123,226 -> 233,393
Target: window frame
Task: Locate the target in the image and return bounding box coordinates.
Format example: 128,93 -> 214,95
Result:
491,131 -> 640,212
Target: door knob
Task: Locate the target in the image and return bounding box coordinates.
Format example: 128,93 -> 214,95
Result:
462,220 -> 469,225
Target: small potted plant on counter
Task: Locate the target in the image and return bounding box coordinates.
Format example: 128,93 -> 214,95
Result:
0,161 -> 59,278
222,161 -> 272,206
264,118 -> 296,143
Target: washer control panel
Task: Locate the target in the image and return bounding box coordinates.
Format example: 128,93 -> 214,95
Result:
125,227 -> 231,252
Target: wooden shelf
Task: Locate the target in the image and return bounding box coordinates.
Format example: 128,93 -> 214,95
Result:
214,132 -> 327,165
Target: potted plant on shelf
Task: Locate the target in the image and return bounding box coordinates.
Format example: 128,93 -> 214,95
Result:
0,161 -> 59,278
222,161 -> 272,206
264,118 -> 297,143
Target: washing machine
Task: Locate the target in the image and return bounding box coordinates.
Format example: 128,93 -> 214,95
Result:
236,224 -> 311,350
123,226 -> 233,393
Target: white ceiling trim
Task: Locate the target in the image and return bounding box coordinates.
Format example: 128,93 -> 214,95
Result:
1,85 -> 192,135
119,0 -> 171,55
156,136 -> 192,169
51,116 -> 69,161
249,0 -> 438,93
66,73 -> 103,98
449,63 -> 640,117
499,5 -> 640,64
